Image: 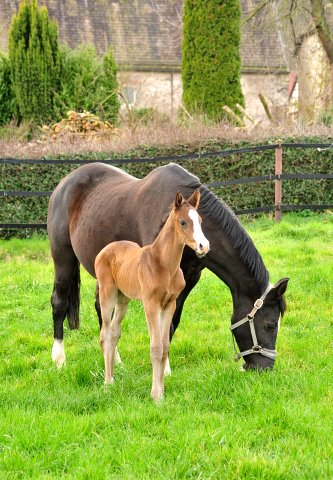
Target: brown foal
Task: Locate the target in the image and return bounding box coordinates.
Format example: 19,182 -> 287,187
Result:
95,189 -> 210,400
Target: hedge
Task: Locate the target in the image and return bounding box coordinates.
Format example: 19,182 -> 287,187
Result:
1,137 -> 333,238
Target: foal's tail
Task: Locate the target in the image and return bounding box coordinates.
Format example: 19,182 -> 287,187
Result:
66,259 -> 81,330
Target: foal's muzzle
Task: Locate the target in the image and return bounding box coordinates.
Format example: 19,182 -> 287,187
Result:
195,243 -> 210,258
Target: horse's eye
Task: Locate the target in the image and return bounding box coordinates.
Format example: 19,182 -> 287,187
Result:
265,323 -> 276,331
179,220 -> 187,227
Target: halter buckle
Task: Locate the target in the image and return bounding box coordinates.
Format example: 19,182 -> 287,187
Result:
254,298 -> 264,309
253,345 -> 262,353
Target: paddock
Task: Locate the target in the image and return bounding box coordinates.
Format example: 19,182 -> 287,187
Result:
0,212 -> 332,478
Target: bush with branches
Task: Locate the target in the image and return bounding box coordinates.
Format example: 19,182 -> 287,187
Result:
54,44 -> 120,124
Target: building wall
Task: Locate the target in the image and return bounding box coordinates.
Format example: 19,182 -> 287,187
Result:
120,71 -> 289,122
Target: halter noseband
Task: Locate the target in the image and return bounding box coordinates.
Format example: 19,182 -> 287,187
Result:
230,283 -> 277,362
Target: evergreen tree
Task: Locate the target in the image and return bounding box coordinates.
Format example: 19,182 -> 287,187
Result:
0,53 -> 16,125
8,0 -> 60,123
182,0 -> 245,120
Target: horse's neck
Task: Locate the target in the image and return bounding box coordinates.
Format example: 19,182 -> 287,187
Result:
150,212 -> 184,274
200,216 -> 269,305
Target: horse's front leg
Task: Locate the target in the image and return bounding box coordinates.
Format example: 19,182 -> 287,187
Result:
165,269 -> 202,376
144,300 -> 165,401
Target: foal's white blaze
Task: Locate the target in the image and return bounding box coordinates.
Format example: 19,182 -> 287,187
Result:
52,339 -> 66,368
188,209 -> 210,253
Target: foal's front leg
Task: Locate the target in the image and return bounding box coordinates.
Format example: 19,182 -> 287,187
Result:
144,300 -> 165,401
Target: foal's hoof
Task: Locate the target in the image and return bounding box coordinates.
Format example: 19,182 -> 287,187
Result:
151,389 -> 164,402
52,340 -> 66,368
104,377 -> 114,385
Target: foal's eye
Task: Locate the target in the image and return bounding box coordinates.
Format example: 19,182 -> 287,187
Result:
179,220 -> 187,227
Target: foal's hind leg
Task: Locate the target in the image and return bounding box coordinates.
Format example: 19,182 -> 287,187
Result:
108,293 -> 130,380
99,282 -> 118,384
51,251 -> 80,368
95,283 -> 122,365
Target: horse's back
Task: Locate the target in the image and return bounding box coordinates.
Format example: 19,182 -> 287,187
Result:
48,162 -> 201,277
47,163 -> 137,273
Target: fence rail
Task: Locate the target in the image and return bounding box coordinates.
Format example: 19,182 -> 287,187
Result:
1,142 -> 333,228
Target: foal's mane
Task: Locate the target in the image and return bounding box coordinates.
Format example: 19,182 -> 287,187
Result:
185,179 -> 270,293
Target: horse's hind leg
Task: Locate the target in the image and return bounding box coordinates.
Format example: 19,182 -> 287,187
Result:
51,250 -> 80,368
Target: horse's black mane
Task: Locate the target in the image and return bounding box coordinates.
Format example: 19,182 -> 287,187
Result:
185,178 -> 270,293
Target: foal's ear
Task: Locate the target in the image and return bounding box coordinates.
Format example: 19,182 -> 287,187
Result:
187,189 -> 200,209
174,191 -> 183,209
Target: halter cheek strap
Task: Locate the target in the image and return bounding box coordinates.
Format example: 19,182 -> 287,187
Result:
230,283 -> 277,362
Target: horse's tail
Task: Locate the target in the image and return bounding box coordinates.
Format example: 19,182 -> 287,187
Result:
66,258 -> 81,330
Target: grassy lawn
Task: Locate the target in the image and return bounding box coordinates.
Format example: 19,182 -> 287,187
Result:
0,213 -> 332,479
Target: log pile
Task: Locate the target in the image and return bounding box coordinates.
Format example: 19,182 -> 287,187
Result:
39,111 -> 119,142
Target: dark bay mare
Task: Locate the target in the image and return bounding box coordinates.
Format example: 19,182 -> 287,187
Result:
48,162 -> 289,372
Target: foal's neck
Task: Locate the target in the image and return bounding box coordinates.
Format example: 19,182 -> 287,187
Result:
151,211 -> 184,273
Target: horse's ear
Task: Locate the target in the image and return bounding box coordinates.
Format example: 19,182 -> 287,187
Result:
187,189 -> 200,209
174,191 -> 183,209
269,278 -> 290,299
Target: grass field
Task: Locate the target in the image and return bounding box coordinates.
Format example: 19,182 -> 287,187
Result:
0,213 -> 332,479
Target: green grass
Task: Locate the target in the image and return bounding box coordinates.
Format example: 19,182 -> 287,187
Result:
0,213 -> 332,479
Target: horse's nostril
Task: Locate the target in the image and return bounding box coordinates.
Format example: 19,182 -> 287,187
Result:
199,243 -> 203,250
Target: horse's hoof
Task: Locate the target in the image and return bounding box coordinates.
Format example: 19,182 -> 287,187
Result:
114,348 -> 122,365
52,340 -> 66,368
164,358 -> 171,376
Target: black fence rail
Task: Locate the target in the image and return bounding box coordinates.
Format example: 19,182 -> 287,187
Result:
1,142 -> 333,229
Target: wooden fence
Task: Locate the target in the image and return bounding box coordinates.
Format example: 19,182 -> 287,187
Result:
1,142 -> 333,228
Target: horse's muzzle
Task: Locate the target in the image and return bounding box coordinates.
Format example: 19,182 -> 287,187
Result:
242,361 -> 274,372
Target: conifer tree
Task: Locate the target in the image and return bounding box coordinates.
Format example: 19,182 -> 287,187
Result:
8,0 -> 60,123
182,0 -> 245,120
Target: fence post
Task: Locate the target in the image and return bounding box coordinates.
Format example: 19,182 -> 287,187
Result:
275,142 -> 282,223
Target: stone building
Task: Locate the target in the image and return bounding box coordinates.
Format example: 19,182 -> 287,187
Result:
0,0 -> 291,120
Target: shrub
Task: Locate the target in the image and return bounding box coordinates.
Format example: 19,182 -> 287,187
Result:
182,0 -> 245,120
8,0 -> 61,124
54,44 -> 120,124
